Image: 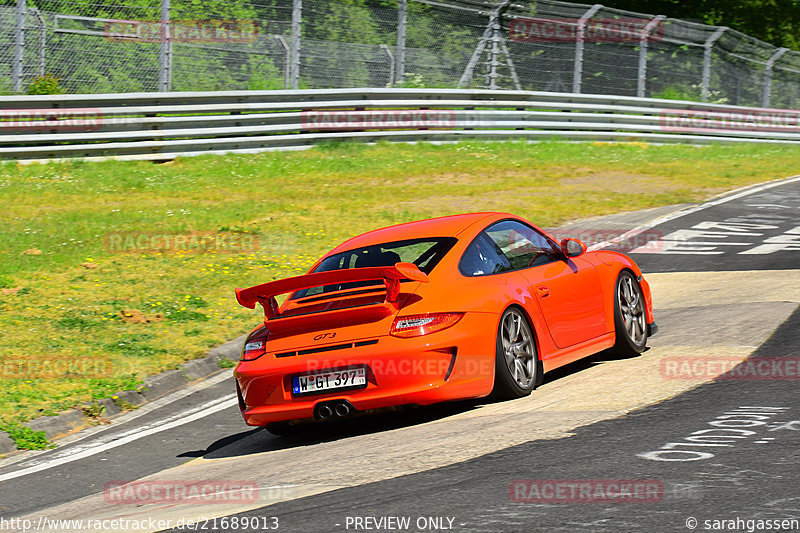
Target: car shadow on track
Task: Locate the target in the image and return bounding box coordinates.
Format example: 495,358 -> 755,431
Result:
177,400 -> 481,460
177,348 -> 646,461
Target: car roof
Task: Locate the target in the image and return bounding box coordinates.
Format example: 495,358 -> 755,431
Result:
329,212 -> 511,253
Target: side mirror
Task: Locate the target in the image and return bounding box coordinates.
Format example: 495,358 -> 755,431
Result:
560,238 -> 587,258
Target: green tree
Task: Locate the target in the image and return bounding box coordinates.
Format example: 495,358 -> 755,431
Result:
602,0 -> 800,50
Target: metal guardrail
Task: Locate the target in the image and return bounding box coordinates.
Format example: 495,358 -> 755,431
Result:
1,88 -> 799,163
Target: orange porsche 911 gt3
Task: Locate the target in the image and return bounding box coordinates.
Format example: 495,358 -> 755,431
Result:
234,212 -> 656,434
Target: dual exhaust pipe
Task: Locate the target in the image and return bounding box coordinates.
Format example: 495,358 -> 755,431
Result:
314,400 -> 354,420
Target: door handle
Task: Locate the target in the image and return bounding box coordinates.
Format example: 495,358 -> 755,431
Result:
536,286 -> 550,298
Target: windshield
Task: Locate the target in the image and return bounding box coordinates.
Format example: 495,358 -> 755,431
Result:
292,237 -> 457,299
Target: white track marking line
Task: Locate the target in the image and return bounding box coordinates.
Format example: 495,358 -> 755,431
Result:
66,370 -> 234,443
0,396 -> 238,482
588,174 -> 800,251
0,370 -> 235,471
19,393 -> 234,465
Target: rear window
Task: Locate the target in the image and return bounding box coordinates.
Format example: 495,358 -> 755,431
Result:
293,237 -> 456,299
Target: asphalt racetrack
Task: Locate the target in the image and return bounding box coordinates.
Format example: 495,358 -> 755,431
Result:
1,176 -> 798,533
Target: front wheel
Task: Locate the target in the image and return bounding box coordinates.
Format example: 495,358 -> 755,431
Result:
491,307 -> 542,400
611,270 -> 648,357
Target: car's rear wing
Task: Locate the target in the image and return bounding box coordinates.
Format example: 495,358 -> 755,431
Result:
235,262 -> 429,319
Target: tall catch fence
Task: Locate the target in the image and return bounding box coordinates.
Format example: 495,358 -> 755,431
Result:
1,0 -> 799,108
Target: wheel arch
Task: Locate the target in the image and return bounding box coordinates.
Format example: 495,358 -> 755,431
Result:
499,302 -> 543,357
610,267 -> 650,356
584,251 -> 647,330
497,303 -> 545,389
609,266 -> 640,329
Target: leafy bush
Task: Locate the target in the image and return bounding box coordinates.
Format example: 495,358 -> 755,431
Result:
26,74 -> 65,95
652,84 -> 729,105
396,72 -> 428,88
81,401 -> 105,419
652,86 -> 697,101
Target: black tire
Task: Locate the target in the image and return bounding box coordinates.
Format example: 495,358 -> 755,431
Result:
491,307 -> 543,400
611,270 -> 648,357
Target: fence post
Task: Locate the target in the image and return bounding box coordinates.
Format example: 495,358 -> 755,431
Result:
273,35 -> 290,89
499,34 -> 522,90
12,0 -> 26,93
395,0 -> 406,85
487,9 -> 501,89
290,0 -> 302,90
701,26 -> 726,102
762,47 -> 788,108
637,15 -> 664,98
573,4 -> 602,94
458,19 -> 492,88
158,0 -> 172,92
380,44 -> 395,87
31,8 -> 45,77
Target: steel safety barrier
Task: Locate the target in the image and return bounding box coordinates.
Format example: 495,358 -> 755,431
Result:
1,88 -> 799,163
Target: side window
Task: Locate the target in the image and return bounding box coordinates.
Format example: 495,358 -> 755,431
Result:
459,233 -> 512,276
485,220 -> 560,269
460,220 -> 560,276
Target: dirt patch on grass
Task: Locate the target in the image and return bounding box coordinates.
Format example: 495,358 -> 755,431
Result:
399,191 -> 514,213
385,173 -> 492,186
0,287 -> 22,295
561,173 -> 682,194
119,309 -> 164,324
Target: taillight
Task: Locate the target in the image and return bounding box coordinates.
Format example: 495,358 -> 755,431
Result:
390,313 -> 464,338
240,326 -> 269,361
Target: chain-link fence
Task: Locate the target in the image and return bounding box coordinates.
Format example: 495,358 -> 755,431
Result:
1,0 -> 799,108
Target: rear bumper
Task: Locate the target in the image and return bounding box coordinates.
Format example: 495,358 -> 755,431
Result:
234,312 -> 497,426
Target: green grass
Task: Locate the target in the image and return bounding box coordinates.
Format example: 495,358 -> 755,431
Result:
1,140 -> 800,425
0,423 -> 54,450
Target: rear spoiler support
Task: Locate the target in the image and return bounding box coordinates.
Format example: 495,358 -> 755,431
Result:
235,262 -> 429,319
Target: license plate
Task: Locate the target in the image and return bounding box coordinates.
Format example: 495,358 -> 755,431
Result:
292,367 -> 367,396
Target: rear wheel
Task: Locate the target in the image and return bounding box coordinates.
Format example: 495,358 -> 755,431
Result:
491,307 -> 542,400
611,270 -> 648,357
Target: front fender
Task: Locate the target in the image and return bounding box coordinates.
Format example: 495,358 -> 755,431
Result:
583,251 -> 655,326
